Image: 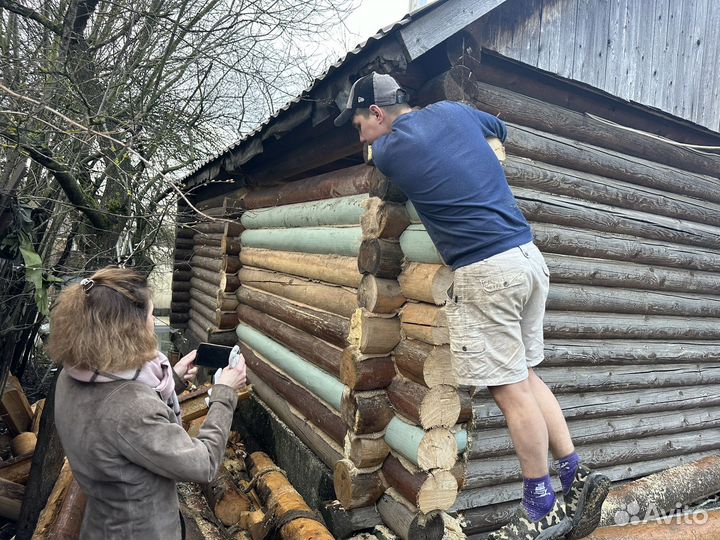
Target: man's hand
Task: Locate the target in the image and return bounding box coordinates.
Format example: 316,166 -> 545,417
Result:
217,353 -> 247,391
173,350 -> 199,383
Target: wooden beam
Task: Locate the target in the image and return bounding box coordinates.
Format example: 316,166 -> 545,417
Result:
340,389 -> 394,434
381,454 -> 457,513
242,194 -> 366,229
384,416 -> 458,471
358,238 -> 404,278
240,248 -> 361,288
333,459 -> 385,509
320,500 -> 382,540
236,324 -> 344,410
236,286 -> 349,348
240,163 -> 371,209
343,432 -> 390,468
394,339 -> 456,388
398,263 -> 453,306
241,227 -> 362,258
360,197 -> 411,239
0,453 -> 33,484
1,376 -> 33,435
357,274 -> 406,314
201,464 -> 252,526
44,479 -> 86,540
238,267 -> 357,318
0,477 -> 24,520
387,377 -> 460,429
376,488 -> 445,540
237,304 -> 341,377
247,451 -> 334,539
340,347 -> 395,391
348,309 -> 401,354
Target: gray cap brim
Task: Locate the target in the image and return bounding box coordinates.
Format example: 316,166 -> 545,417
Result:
334,107 -> 353,127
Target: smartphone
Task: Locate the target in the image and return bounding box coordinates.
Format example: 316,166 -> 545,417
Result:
195,343 -> 234,369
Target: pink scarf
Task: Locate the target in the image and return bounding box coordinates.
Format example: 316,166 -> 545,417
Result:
65,352 -> 181,420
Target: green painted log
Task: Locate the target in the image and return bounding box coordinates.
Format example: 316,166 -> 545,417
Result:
241,194 -> 367,229
400,225 -> 442,264
241,227 -> 363,257
383,416 -> 463,470
236,323 -> 344,409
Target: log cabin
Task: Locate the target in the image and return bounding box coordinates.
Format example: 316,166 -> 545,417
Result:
170,0 -> 720,537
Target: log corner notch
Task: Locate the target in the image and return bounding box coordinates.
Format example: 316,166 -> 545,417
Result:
341,388 -> 394,434
333,459 -> 385,510
361,197 -> 411,239
348,308 -> 401,355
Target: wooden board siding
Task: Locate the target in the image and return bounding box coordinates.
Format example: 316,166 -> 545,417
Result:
468,0 -> 720,132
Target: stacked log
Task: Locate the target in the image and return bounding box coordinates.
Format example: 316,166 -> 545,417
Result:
389,65 -> 720,535
172,193 -> 244,345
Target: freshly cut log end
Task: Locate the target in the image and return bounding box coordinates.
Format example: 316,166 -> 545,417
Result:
394,340 -> 457,388
348,309 -> 401,355
487,137 -> 506,163
333,459 -> 385,509
376,489 -> 445,540
11,432 -> 37,456
358,238 -> 403,278
418,429 -> 458,471
417,469 -> 458,514
398,263 -> 454,306
419,385 -> 461,429
357,274 -> 406,314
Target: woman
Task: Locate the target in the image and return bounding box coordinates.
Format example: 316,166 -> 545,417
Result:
49,267 -> 246,540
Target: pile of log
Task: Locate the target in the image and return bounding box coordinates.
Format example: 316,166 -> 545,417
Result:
172,193 -> 243,345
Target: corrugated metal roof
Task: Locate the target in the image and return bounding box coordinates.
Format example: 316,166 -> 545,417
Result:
183,0 -> 451,185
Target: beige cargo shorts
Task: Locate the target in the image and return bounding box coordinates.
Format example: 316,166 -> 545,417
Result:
445,242 -> 550,387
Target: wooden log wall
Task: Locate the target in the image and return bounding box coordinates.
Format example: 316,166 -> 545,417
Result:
389,64 -> 720,535
171,193 -> 243,345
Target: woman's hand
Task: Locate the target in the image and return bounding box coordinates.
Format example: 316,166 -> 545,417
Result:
173,350 -> 198,383
217,353 -> 247,390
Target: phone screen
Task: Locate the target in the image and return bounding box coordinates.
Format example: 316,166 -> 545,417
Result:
195,343 -> 233,369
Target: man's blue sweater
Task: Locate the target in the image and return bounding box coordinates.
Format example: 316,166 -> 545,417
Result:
372,101 -> 532,270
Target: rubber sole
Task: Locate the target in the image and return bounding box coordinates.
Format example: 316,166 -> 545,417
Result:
565,473 -> 611,540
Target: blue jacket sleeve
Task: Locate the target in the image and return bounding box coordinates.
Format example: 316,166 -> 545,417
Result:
465,105 -> 507,142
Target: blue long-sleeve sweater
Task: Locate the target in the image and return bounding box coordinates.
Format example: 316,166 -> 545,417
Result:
372,101 -> 532,270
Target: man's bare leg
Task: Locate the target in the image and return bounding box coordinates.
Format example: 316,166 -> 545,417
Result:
527,368 -> 574,460
489,378 -> 550,478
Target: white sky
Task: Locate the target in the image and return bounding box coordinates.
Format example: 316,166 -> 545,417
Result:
343,0 -> 411,45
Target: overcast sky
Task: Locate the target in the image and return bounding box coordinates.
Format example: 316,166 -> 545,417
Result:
344,1 -> 411,45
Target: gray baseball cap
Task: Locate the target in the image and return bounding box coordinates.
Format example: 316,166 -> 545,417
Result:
334,72 -> 408,127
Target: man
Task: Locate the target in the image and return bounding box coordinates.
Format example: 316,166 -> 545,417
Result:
335,72 -> 610,540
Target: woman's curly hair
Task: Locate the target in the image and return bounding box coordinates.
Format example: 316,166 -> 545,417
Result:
48,267 -> 158,371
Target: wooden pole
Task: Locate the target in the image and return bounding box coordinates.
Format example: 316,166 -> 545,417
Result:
241,227 -> 363,258
236,286 -> 349,348
381,454 -> 457,513
45,480 -> 86,540
31,460 -> 72,538
387,377 -> 461,429
237,304 -> 341,377
361,197 -> 411,239
394,339 -> 456,388
357,274 -> 406,314
1,376 -> 33,435
358,238 -> 404,278
201,464 -> 252,526
333,459 -> 385,509
398,263 -> 453,305
241,194 -> 367,229
340,347 -> 395,391
247,451 -> 334,539
238,267 -> 357,318
240,164 -> 372,209
348,309 -> 401,354
240,248 -> 362,288
236,324 -> 344,409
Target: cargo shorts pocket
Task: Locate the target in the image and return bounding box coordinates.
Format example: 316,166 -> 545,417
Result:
445,289 -> 485,356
